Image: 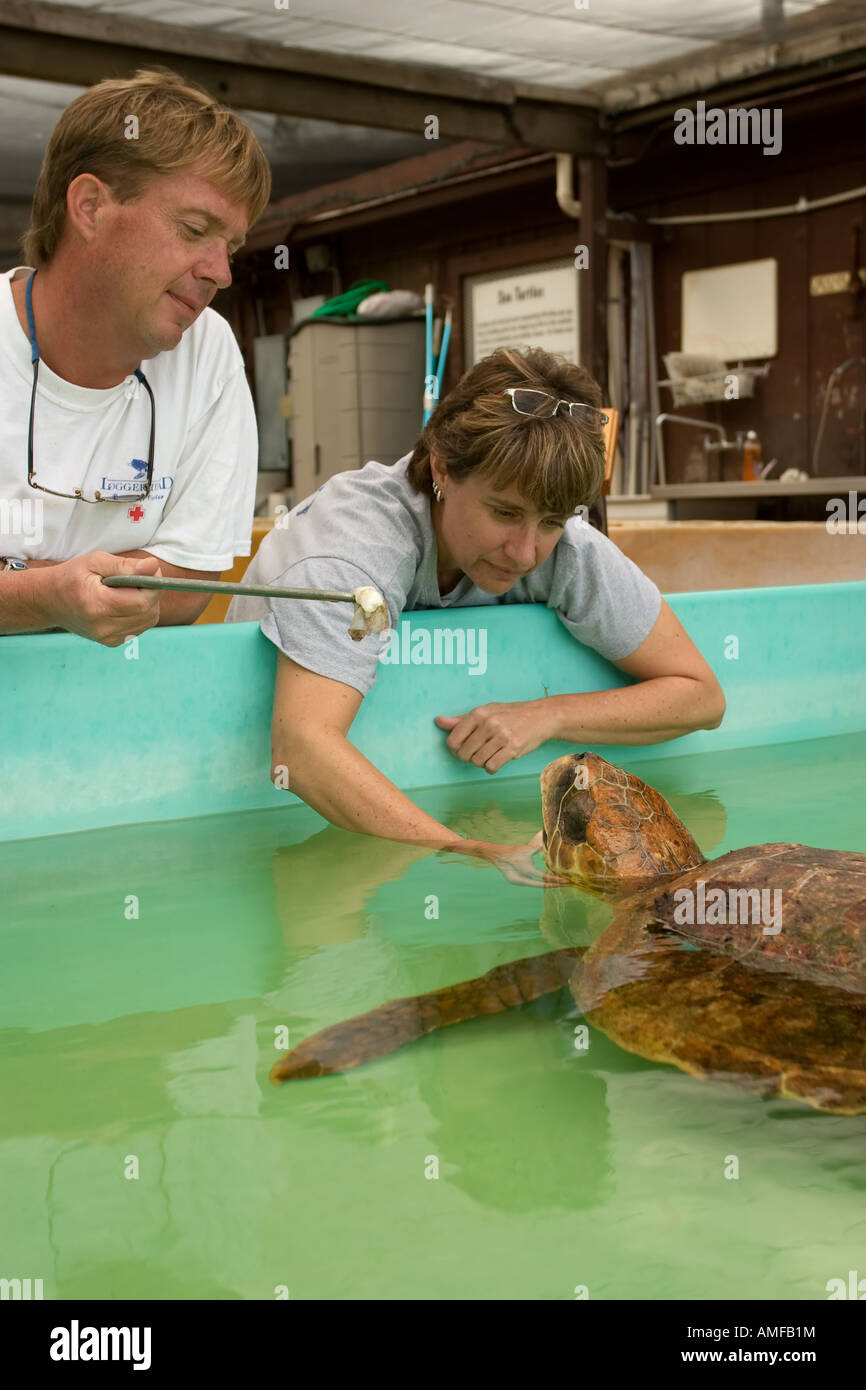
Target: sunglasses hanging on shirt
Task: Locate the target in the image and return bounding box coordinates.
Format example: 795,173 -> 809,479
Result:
24,269 -> 155,503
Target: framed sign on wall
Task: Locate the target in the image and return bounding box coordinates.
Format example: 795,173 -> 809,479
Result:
463,259 -> 579,368
682,258 -> 778,360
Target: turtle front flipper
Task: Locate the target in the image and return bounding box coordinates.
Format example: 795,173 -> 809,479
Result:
270,947 -> 583,1083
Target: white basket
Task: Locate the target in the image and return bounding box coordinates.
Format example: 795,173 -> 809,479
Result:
661,353 -> 764,406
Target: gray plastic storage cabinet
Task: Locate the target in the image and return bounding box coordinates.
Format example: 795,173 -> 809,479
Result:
289,317 -> 427,497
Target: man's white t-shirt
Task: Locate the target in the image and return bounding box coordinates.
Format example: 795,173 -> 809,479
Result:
0,266 -> 258,569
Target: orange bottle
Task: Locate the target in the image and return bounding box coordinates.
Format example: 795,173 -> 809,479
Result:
742,430 -> 762,481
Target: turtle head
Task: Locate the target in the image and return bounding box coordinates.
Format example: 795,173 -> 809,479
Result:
540,752 -> 705,898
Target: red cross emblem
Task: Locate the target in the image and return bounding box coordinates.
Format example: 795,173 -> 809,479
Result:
128,504 -> 146,522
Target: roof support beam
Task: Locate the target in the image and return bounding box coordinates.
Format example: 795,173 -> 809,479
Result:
0,0 -> 605,157
598,7 -> 866,125
577,157 -> 608,397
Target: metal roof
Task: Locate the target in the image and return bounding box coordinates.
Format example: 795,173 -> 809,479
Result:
10,0 -> 834,91
0,71 -> 445,203
0,0 -> 858,256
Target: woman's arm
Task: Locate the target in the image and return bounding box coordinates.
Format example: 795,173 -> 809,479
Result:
272,649 -> 460,849
434,601 -> 725,771
542,598 -> 726,746
270,652 -> 564,885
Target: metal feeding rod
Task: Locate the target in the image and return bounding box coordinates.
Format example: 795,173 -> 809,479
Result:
102,575 -> 390,640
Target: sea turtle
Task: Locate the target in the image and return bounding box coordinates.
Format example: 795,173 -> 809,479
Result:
271,752 -> 866,1115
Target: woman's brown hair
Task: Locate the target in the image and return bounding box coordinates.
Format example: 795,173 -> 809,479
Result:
407,345 -> 606,515
21,67 -> 272,268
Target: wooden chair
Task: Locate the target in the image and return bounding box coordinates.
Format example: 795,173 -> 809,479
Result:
601,408 -> 619,496
588,407 -> 618,535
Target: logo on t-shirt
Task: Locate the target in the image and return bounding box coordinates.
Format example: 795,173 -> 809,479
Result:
297,485 -> 324,516
99,460 -> 174,501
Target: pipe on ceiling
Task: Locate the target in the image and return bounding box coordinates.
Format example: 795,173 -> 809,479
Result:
556,151 -> 866,228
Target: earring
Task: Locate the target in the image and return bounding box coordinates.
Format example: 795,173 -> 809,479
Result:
432,482 -> 444,502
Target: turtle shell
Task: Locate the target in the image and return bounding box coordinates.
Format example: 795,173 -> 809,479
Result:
574,844 -> 866,1114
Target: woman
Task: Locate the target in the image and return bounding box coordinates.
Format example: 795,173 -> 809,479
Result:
227,346 -> 725,886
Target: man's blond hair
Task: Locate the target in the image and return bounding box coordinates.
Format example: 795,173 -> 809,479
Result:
22,66 -> 271,266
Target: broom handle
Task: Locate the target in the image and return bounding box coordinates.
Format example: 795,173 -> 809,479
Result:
102,575 -> 356,603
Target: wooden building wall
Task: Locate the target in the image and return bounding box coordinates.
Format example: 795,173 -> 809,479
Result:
630,101 -> 866,486
227,92 -> 866,495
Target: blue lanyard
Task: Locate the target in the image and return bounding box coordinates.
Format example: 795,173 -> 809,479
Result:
24,270 -> 38,364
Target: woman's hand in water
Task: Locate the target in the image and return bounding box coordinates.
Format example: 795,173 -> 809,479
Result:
439,832 -> 571,888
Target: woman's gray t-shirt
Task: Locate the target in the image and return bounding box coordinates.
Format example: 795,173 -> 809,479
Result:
225,452 -> 662,695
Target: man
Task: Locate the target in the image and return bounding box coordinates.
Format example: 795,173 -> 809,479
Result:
0,68 -> 271,644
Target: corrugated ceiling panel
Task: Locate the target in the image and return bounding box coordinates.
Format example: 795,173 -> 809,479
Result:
22,1 -> 836,90
0,0 -> 842,212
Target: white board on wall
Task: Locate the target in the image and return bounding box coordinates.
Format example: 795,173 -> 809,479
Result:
682,257 -> 777,360
463,260 -> 579,367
